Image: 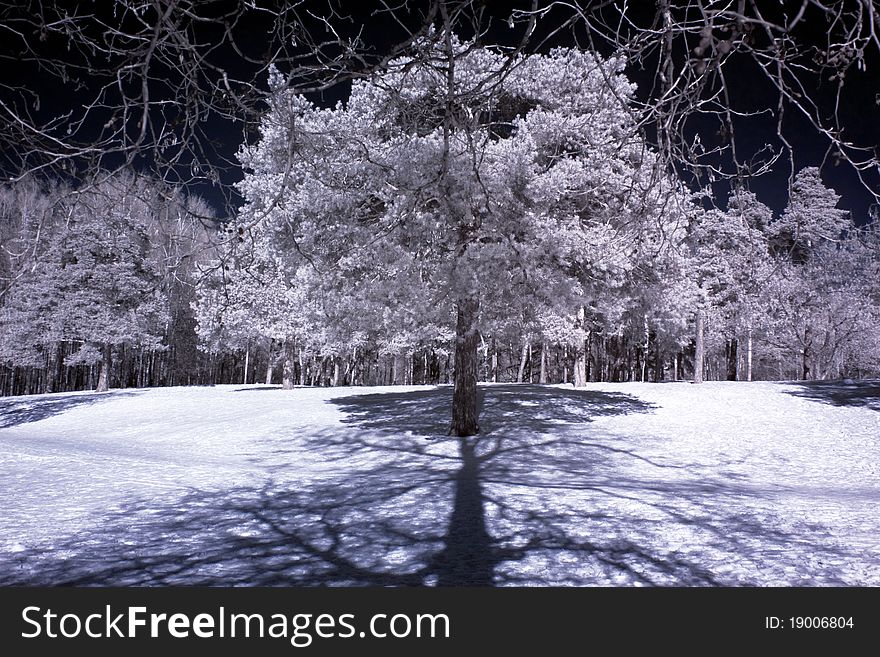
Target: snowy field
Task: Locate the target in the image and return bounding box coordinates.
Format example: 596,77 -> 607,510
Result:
0,380 -> 878,586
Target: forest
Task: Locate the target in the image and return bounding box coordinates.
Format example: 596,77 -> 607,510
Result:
0,2 -> 879,403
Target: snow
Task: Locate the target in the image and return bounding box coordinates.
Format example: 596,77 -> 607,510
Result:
0,381 -> 878,586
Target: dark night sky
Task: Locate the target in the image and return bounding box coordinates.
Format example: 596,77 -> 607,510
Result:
221,2 -> 880,224
1,1 -> 877,225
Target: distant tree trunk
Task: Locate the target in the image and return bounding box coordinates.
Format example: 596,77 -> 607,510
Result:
44,343 -> 63,394
490,338 -> 498,383
282,342 -> 295,390
242,342 -> 249,385
451,297 -> 480,437
350,348 -> 360,386
96,343 -> 112,392
342,354 -> 353,386
573,307 -> 587,387
392,353 -> 406,385
641,315 -> 649,382
516,342 -> 528,383
746,329 -> 753,382
562,344 -> 568,384
802,325 -> 812,381
539,342 -> 547,384
586,329 -> 595,381
265,341 -> 274,384
528,343 -> 534,383
694,311 -> 704,384
573,347 -> 587,386
44,347 -> 53,394
673,352 -> 678,381
726,338 -> 738,381
310,357 -> 320,386
330,358 -> 339,387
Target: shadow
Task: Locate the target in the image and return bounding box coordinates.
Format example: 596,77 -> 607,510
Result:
433,438 -> 494,586
0,385 -> 864,587
330,384 -> 653,438
234,386 -> 283,392
0,390 -> 143,429
782,379 -> 880,412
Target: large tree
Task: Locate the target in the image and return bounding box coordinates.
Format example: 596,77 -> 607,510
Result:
239,30 -> 688,434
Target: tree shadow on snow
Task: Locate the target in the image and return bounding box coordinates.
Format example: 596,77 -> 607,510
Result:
0,390 -> 143,429
0,385 -> 862,586
329,384 -> 653,438
782,379 -> 880,412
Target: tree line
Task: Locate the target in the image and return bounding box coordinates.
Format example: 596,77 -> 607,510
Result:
1,35 -> 878,405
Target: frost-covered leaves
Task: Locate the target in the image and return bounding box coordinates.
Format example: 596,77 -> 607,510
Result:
235,37 -> 688,355
761,228 -> 880,378
0,173 -> 173,366
690,191 -> 772,307
768,168 -> 849,263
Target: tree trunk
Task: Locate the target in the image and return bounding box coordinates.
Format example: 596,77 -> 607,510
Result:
528,343 -> 534,383
574,347 -> 587,386
282,342 -> 295,390
451,297 -> 480,437
539,342 -> 547,384
265,341 -> 274,384
726,338 -> 738,381
490,339 -> 498,383
653,349 -> 663,383
43,347 -> 52,394
516,342 -> 528,383
96,343 -> 112,392
562,344 -> 568,384
586,330 -> 593,382
747,329 -> 753,382
802,325 -> 812,381
44,343 -> 64,394
351,348 -> 359,386
573,307 -> 587,387
392,354 -> 400,385
332,358 -> 340,387
694,310 -> 704,384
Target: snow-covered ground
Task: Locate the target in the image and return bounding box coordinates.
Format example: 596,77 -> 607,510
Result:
0,380 -> 877,586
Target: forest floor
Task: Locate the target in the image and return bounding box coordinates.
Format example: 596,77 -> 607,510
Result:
0,380 -> 878,586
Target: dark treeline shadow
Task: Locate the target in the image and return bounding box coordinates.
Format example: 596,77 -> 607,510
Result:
782,380 -> 880,412
0,390 -> 143,429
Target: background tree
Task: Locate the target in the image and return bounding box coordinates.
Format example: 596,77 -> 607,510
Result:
687,189 -> 773,382
0,172 -> 216,394
0,173 -> 168,391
